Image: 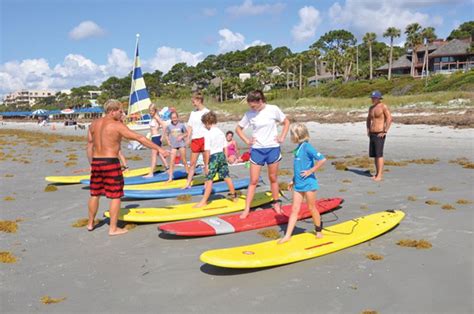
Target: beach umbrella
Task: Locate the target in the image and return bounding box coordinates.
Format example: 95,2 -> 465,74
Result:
32,109 -> 48,116
61,108 -> 75,114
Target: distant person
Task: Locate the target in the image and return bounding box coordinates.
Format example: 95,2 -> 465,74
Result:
366,91 -> 392,181
164,111 -> 189,182
86,99 -> 169,236
224,131 -> 243,164
144,103 -> 169,178
235,90 -> 290,219
183,92 -> 210,189
278,123 -> 326,244
194,111 -> 236,208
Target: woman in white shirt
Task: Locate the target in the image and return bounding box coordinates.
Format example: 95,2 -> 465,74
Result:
144,103 -> 169,178
235,90 -> 290,218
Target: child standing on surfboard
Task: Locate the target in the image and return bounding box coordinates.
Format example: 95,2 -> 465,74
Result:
194,111 -> 237,208
278,123 -> 326,244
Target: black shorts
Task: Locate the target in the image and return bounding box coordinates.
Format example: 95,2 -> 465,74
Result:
369,133 -> 386,158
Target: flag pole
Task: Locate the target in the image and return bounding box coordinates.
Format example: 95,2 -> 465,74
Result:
128,33 -> 140,115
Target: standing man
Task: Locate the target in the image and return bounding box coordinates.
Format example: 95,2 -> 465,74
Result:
366,91 -> 392,181
87,99 -> 169,235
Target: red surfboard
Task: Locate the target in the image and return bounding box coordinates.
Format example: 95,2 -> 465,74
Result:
158,197 -> 343,237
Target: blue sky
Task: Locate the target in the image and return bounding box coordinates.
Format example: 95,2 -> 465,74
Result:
0,0 -> 472,96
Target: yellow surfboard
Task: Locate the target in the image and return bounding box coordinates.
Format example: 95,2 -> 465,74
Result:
124,175 -> 217,191
45,166 -> 162,184
104,191 -> 274,222
200,210 -> 405,268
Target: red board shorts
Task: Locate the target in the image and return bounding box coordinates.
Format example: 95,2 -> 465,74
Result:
190,137 -> 205,153
90,158 -> 124,199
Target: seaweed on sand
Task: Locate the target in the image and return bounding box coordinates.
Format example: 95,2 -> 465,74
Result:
0,220 -> 18,233
0,251 -> 17,263
366,253 -> 383,260
41,296 -> 66,304
258,229 -> 280,239
397,239 -> 432,249
44,185 -> 58,192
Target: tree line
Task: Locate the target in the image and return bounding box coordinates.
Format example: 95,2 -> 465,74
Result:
27,21 -> 474,109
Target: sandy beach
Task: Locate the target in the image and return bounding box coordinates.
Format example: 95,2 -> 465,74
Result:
1,120 -> 473,313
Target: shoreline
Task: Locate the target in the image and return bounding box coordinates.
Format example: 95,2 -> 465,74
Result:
1,104 -> 473,133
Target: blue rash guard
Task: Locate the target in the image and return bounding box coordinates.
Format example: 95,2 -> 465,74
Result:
293,141 -> 325,192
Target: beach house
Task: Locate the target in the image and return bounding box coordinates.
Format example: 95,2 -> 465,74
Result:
377,38 -> 474,77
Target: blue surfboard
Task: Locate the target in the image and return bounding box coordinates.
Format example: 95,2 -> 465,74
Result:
123,177 -> 255,199
80,168 -> 199,185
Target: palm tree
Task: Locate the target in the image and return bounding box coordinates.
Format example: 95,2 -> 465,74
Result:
421,27 -> 437,78
306,49 -> 321,86
363,32 -> 377,80
281,58 -> 292,90
296,53 -> 308,92
325,50 -> 339,80
383,27 -> 401,80
215,69 -> 226,102
342,47 -> 356,81
405,23 -> 423,77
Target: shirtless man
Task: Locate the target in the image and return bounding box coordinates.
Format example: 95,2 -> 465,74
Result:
86,99 -> 169,235
366,91 -> 392,181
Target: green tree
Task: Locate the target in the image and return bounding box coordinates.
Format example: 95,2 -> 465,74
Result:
421,27 -> 437,78
306,49 -> 321,86
241,77 -> 262,94
405,23 -> 423,77
363,32 -> 377,80
280,58 -> 293,89
310,29 -> 357,54
268,46 -> 293,66
447,21 -> 474,40
325,49 -> 340,80
383,27 -> 401,80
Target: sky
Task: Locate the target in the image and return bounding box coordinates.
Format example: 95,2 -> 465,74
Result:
0,0 -> 472,97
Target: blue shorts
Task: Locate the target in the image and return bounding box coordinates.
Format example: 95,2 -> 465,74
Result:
250,147 -> 282,166
151,135 -> 162,146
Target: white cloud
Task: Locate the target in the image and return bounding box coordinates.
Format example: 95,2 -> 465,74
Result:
69,20 -> 106,40
0,46 -> 203,98
146,47 -> 204,73
292,6 -> 321,42
226,0 -> 285,17
217,28 -> 265,53
218,29 -> 246,52
202,8 -> 217,17
328,0 -> 443,39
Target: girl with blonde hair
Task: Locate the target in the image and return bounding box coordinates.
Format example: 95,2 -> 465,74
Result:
144,103 -> 169,178
279,123 -> 326,243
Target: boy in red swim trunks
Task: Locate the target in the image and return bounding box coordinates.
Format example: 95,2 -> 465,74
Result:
87,99 -> 169,236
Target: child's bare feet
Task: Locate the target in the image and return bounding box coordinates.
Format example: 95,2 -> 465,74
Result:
193,202 -> 207,208
143,173 -> 154,178
239,210 -> 250,219
316,232 -> 323,239
372,176 -> 383,182
273,200 -> 282,215
278,236 -> 291,244
108,228 -> 128,236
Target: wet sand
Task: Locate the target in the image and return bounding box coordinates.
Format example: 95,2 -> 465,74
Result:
0,121 -> 473,313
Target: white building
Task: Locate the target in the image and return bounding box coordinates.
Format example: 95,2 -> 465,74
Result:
3,89 -> 55,107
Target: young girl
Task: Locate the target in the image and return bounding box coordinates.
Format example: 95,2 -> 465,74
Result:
164,111 -> 189,182
278,123 -> 326,244
144,103 -> 169,178
194,111 -> 236,208
183,92 -> 209,189
224,131 -> 243,164
235,90 -> 290,219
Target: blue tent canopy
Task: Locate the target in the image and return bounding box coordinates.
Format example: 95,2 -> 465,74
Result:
1,107 -> 104,117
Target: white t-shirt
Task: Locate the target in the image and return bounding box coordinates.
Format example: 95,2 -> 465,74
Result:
188,107 -> 210,139
238,104 -> 286,149
204,126 -> 227,155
